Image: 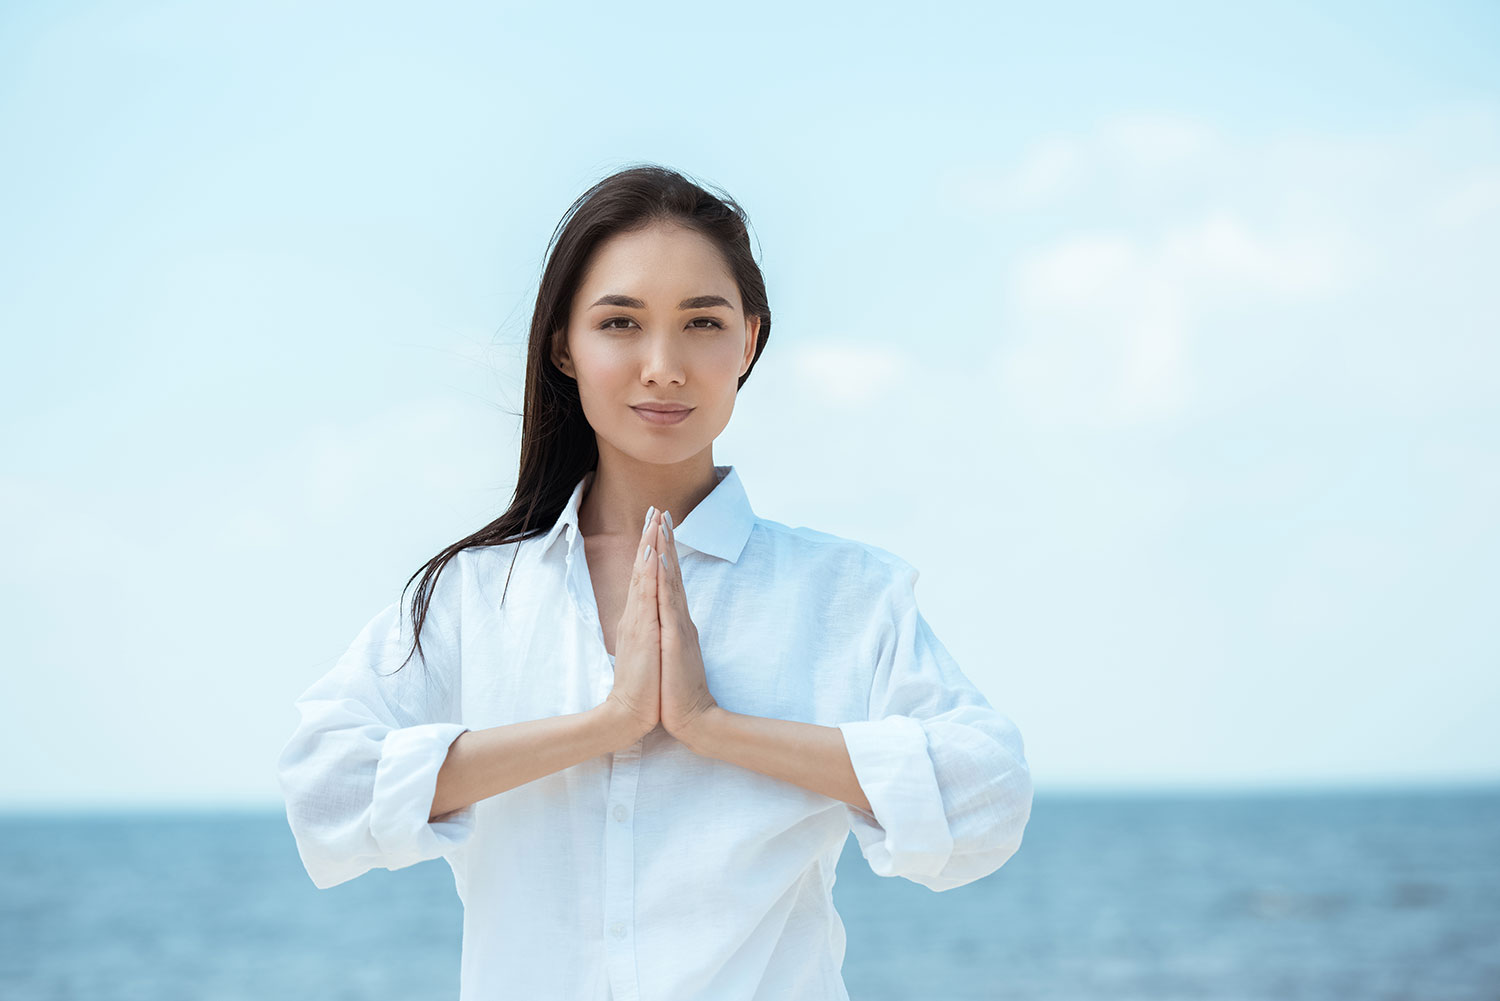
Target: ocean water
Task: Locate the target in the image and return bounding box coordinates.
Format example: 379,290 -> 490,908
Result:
1,787 -> 1496,1000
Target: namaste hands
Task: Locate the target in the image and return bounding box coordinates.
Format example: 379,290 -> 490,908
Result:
604,506 -> 719,747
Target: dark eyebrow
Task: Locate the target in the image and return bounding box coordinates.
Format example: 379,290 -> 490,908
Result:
589,293 -> 735,311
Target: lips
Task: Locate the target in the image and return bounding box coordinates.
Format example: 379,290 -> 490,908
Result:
632,405 -> 694,425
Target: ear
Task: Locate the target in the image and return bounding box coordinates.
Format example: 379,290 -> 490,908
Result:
550,327 -> 574,378
740,314 -> 761,376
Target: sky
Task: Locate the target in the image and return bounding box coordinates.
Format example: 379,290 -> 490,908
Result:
1,1 -> 1496,809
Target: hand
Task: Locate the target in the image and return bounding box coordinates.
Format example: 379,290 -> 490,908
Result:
603,507 -> 663,741
655,510 -> 719,744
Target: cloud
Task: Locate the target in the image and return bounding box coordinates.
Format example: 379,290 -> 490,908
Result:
1431,168 -> 1500,229
993,209 -> 1353,427
1098,112 -> 1216,171
975,106 -> 1496,428
995,134 -> 1088,210
788,339 -> 909,408
948,112 -> 1219,213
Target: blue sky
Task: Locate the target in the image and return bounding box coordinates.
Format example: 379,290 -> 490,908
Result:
1,1 -> 1496,808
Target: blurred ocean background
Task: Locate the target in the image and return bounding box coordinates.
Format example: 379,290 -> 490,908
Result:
3,787 -> 1497,1000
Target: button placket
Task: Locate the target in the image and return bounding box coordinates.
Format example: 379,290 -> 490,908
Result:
602,741 -> 643,1001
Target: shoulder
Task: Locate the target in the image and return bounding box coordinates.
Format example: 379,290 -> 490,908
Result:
451,539 -> 528,589
394,541 -> 523,627
413,540 -> 524,622
748,517 -> 918,592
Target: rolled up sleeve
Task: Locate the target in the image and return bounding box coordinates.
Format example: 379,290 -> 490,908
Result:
276,560 -> 477,890
837,557 -> 1033,892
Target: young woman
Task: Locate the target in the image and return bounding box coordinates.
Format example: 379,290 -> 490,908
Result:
276,164 -> 1033,1000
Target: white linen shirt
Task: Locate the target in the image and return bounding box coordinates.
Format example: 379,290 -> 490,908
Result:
276,464 -> 1033,1001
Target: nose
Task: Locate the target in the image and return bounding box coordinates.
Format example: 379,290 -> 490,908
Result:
640,329 -> 687,386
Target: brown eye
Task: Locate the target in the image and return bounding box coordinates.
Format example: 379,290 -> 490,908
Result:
690,318 -> 724,330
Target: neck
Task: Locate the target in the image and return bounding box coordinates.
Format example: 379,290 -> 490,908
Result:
578,448 -> 722,542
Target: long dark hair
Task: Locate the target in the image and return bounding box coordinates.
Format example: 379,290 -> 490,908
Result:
392,163 -> 774,674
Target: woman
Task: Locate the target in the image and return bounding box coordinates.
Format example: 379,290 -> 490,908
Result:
276,164 -> 1033,1000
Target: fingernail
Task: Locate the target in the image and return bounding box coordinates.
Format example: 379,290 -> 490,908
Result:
643,505 -> 656,533
645,544 -> 653,562
664,510 -> 674,536
659,552 -> 668,570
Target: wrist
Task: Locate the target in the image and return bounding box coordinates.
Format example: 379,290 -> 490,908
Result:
594,699 -> 652,746
677,704 -> 728,757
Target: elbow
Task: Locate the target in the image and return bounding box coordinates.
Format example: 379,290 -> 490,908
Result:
846,717 -> 1036,892
992,759 -> 1034,864
983,780 -> 1033,869
303,854 -> 364,891
922,761 -> 1034,893
918,824 -> 1030,894
276,747 -> 379,890
275,721 -> 476,890
279,790 -> 378,890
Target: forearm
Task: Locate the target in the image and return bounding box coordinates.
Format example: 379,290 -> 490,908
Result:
430,705 -> 643,821
680,708 -> 872,815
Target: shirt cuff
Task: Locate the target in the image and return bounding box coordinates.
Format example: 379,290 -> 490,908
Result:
370,722 -> 477,863
837,715 -> 955,879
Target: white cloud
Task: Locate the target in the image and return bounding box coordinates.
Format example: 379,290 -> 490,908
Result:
1098,111 -> 1216,172
1430,169 -> 1500,229
951,112 -> 1219,213
789,339 -> 909,408
978,106 -> 1495,428
1000,134 -> 1088,209
994,209 -> 1352,427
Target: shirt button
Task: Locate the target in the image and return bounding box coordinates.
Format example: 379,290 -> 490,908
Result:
613,804 -> 628,822
610,921 -> 626,938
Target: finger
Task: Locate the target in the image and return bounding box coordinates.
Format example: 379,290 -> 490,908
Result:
629,507 -> 652,585
656,517 -> 678,619
661,513 -> 681,587
626,507 -> 654,606
664,511 -> 682,585
642,510 -> 661,623
636,505 -> 656,561
654,518 -> 668,601
663,516 -> 694,636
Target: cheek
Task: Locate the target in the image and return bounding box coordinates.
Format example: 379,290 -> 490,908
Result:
696,347 -> 747,415
689,340 -> 750,405
702,337 -> 749,377
572,340 -> 634,386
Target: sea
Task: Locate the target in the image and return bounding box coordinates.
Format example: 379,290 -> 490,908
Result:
1,785 -> 1496,1000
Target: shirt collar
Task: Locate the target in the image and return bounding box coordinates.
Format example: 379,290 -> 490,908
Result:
538,464 -> 756,564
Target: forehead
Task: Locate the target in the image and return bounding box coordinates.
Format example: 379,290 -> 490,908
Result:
577,223 -> 735,298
